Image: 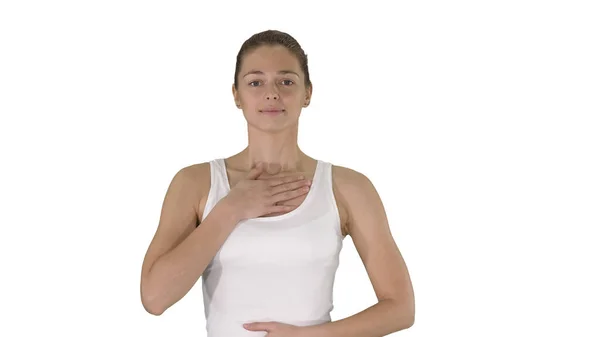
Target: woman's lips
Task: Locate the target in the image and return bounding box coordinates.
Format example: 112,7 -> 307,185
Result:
260,109 -> 285,115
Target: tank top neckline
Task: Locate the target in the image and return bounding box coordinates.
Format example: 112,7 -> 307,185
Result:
218,158 -> 323,223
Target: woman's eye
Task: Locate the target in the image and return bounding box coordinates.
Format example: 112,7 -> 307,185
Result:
248,80 -> 293,86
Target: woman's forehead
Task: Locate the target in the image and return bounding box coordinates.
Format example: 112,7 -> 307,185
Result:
241,45 -> 301,72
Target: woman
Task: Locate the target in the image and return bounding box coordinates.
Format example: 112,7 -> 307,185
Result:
140,30 -> 415,337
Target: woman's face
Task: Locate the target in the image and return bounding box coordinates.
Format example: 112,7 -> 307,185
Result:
233,45 -> 311,132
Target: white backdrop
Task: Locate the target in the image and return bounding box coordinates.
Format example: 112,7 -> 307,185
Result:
1,0 -> 598,336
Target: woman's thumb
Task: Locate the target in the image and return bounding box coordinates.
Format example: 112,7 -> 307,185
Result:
246,162 -> 265,180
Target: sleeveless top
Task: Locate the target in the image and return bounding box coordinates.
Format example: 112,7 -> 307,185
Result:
200,158 -> 345,337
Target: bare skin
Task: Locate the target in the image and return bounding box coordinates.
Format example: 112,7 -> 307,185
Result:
203,153 -> 350,232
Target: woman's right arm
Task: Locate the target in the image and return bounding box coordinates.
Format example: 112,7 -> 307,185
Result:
139,163 -> 240,316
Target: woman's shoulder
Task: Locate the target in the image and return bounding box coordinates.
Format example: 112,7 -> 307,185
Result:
170,161 -> 213,221
181,160 -> 211,174
330,163 -> 376,210
331,163 -> 372,189
330,163 -> 375,237
173,161 -> 212,186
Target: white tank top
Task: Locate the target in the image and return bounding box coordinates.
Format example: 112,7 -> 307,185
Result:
200,158 -> 345,336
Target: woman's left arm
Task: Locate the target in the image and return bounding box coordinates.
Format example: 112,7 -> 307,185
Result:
308,166 -> 415,337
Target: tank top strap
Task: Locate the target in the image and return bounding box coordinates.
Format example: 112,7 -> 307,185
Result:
213,158 -> 229,189
320,160 -> 343,238
201,159 -> 229,223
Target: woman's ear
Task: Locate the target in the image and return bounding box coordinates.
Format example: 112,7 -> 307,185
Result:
232,84 -> 241,108
304,84 -> 313,107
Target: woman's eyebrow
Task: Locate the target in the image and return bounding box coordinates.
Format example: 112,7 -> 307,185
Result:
243,70 -> 300,78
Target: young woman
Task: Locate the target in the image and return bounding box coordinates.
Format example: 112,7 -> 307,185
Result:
140,30 -> 415,337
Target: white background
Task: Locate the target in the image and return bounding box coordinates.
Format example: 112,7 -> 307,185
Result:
1,0 -> 598,336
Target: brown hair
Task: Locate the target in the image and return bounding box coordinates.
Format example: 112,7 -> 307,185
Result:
233,30 -> 311,90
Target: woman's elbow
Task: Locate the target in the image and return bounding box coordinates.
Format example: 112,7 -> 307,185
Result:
140,281 -> 166,316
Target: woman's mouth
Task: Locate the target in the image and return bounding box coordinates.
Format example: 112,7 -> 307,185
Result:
260,109 -> 285,115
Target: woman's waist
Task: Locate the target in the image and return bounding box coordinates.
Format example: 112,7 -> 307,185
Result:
206,309 -> 332,337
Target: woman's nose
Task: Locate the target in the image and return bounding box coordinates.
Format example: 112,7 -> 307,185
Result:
265,84 -> 280,100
